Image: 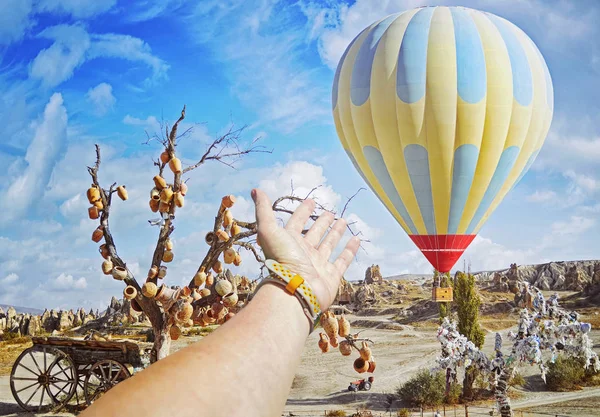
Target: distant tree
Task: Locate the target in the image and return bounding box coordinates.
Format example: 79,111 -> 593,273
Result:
453,271 -> 485,400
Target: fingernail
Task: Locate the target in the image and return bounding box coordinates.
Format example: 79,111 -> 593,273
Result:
251,189 -> 257,201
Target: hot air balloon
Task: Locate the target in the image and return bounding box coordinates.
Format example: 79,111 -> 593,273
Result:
332,6 -> 553,275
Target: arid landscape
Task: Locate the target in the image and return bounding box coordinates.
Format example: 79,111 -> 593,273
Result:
2,261 -> 600,416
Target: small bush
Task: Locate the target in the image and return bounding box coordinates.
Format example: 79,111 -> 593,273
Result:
397,408 -> 410,417
445,380 -> 462,405
546,356 -> 600,391
508,372 -> 525,388
397,370 -> 445,407
326,411 -> 347,417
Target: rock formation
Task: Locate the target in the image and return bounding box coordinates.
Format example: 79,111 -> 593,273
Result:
365,265 -> 384,285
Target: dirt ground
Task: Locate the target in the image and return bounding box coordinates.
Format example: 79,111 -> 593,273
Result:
1,314 -> 600,416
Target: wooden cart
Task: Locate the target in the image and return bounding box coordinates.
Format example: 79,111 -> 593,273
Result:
10,336 -> 146,413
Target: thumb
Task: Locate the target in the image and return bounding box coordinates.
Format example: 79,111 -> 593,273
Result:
252,188 -> 277,230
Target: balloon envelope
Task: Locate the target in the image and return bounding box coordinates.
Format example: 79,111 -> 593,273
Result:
332,6 -> 553,272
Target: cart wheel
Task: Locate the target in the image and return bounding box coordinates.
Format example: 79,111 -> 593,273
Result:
348,384 -> 358,392
84,360 -> 131,405
10,346 -> 77,413
363,382 -> 371,391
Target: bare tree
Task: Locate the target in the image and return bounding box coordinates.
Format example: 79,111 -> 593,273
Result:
85,106 -> 365,362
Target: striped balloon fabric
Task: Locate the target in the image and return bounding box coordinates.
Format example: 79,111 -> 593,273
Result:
332,6 -> 553,272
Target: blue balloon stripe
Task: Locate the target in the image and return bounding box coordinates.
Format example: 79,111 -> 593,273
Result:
333,28 -> 367,109
404,144 -> 436,234
448,144 -> 479,234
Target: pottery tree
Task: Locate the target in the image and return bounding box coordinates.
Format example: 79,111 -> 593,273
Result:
85,106 -> 364,362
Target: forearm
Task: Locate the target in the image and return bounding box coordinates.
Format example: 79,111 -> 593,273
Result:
81,283 -> 309,417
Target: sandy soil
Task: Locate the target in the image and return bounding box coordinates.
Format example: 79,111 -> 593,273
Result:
1,315 -> 599,416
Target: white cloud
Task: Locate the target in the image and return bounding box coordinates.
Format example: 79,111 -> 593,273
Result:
2,273 -> 19,284
50,273 -> 88,290
29,24 -> 168,87
36,0 -> 116,18
125,0 -> 186,22
526,190 -> 557,203
123,114 -> 161,135
0,93 -> 67,223
86,82 -> 116,116
0,0 -> 33,45
550,216 -> 596,237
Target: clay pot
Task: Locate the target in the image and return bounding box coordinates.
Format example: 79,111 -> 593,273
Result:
153,175 -> 167,190
205,232 -> 216,246
367,359 -> 376,373
339,340 -> 352,356
202,311 -> 216,324
179,182 -> 188,196
224,312 -> 235,322
93,199 -> 104,210
92,227 -> 104,243
221,195 -> 236,209
142,282 -> 158,298
160,187 -> 173,203
223,210 -> 233,227
226,248 -> 239,264
180,286 -> 192,298
112,266 -> 128,281
170,326 -> 181,341
215,280 -> 233,296
318,333 -> 330,353
160,151 -> 170,164
216,230 -> 229,242
329,336 -> 339,348
148,265 -> 159,279
163,238 -> 173,251
210,303 -> 228,320
169,157 -> 182,174
87,186 -> 100,203
212,260 -> 223,274
158,201 -> 170,213
205,273 -> 214,287
192,289 -> 202,301
231,223 -> 242,236
233,253 -> 242,267
172,301 -> 193,323
150,188 -> 160,200
185,319 -> 194,328
149,199 -> 159,212
99,244 -> 110,259
117,185 -> 128,201
353,357 -> 368,373
200,288 -> 211,297
194,271 -> 207,287
223,292 -> 238,307
123,286 -> 137,300
163,250 -> 174,263
338,315 -> 350,337
322,311 -> 339,337
158,266 -> 167,279
131,299 -> 142,312
101,259 -> 113,275
88,206 -> 99,220
155,285 -> 179,306
174,192 -> 184,208
359,341 -> 372,362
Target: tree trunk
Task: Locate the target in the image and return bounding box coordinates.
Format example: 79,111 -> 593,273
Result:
494,367 -> 513,417
151,324 -> 172,363
462,366 -> 476,401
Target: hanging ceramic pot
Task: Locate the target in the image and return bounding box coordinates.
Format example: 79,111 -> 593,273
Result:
329,336 -> 339,348
210,303 -> 227,320
170,325 -> 181,341
101,258 -> 113,275
200,288 -> 211,297
185,319 -> 194,328
88,206 -> 99,220
221,195 -> 236,209
192,289 -> 202,301
224,312 -> 235,322
149,199 -> 159,212
174,192 -> 184,208
148,265 -> 159,279
205,232 -> 216,245
164,238 -> 173,251
180,286 -> 192,298
353,357 -> 368,373
158,265 -> 167,279
160,187 -> 173,203
339,340 -> 352,356
93,199 -> 104,210
153,175 -> 167,190
117,185 -> 128,201
194,271 -> 207,287
322,311 -> 339,337
158,201 -> 170,213
202,310 -> 216,324
87,186 -> 100,203
123,286 -> 137,300
338,315 -> 351,337
231,223 -> 242,236
179,182 -> 188,196
112,266 -> 128,281
160,150 -> 170,164
150,188 -> 161,200
99,244 -> 110,259
175,302 -> 194,323
215,280 -> 233,296
367,358 -> 376,373
359,341 -> 372,362
163,250 -> 174,262
155,284 -> 180,306
216,230 -> 229,242
318,333 -> 330,353
169,157 -> 182,174
223,210 -> 233,227
223,248 -> 236,264
233,253 -> 242,267
92,226 -> 104,243
212,260 -> 223,274
131,298 -> 142,312
223,292 -> 238,307
142,282 -> 158,298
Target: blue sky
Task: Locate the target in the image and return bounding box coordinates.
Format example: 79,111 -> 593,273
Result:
0,0 -> 599,310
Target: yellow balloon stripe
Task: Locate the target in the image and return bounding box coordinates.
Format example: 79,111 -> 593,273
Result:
336,21 -> 412,234
370,9 -> 426,234
457,10 -> 513,234
424,7 -> 457,235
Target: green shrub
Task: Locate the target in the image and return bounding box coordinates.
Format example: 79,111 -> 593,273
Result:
445,380 -> 462,404
326,411 -> 347,417
397,370 -> 446,407
546,357 -> 586,391
397,409 -> 410,417
508,372 -> 525,388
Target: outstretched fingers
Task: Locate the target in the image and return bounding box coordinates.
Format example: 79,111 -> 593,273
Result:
304,211 -> 334,247
252,189 -> 277,231
285,199 -> 316,234
333,236 -> 360,274
318,218 -> 347,261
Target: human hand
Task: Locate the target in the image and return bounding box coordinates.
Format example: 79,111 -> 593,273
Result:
252,188 -> 360,310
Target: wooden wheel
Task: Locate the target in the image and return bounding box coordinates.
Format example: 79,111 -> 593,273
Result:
10,346 -> 77,413
84,360 -> 130,405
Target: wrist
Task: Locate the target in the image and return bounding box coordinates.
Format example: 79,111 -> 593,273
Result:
254,282 -> 310,335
